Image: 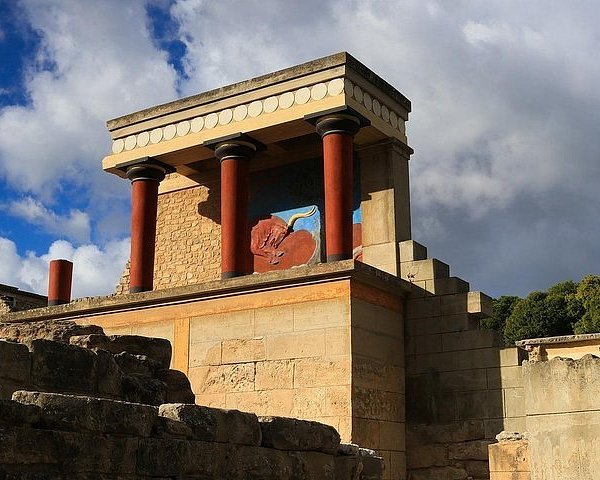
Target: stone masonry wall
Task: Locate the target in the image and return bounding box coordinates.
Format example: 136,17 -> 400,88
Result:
116,181 -> 221,294
400,240 -> 527,480
0,319 -> 384,479
0,286 -> 47,314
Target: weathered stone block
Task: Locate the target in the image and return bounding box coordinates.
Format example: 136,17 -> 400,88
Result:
94,349 -> 122,398
121,374 -> 167,405
12,390 -> 157,437
189,363 -> 255,394
399,240 -> 427,262
113,352 -> 161,376
0,339 -> 31,383
488,437 -> 530,473
266,331 -> 327,360
406,444 -> 447,469
255,360 -> 294,390
0,398 -> 41,426
294,357 -> 351,388
448,440 -> 492,461
221,338 -> 265,364
407,466 -> 468,480
30,339 -> 97,394
155,369 -> 195,404
0,320 -> 103,345
158,403 -> 261,446
258,416 -> 340,454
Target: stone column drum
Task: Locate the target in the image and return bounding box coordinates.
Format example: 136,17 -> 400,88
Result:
47,259 -> 73,305
215,141 -> 257,279
316,114 -> 361,262
126,162 -> 169,293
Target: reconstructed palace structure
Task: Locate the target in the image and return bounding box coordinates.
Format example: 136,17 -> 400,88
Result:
3,53 -> 599,480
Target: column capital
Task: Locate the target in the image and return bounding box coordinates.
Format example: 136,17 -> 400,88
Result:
121,157 -> 175,183
215,141 -> 257,162
315,114 -> 361,138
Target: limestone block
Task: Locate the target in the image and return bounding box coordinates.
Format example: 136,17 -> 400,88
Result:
154,414 -> 195,438
228,389 -> 294,417
400,258 -> 449,282
484,417 -> 526,440
351,299 -> 404,339
406,444 -> 448,469
155,369 -> 195,404
456,347 -> 504,371
389,450 -> 406,480
399,240 -> 427,262
362,243 -> 399,272
94,349 -> 123,398
13,390 -> 157,436
292,298 -> 349,332
294,357 -> 351,388
326,327 -> 350,356
0,320 -> 103,345
190,310 -> 254,343
121,374 -> 167,405
487,365 -> 523,389
195,392 -> 226,408
352,417 -> 381,449
503,387 -> 525,418
221,338 -> 266,364
189,363 -> 255,394
0,339 -> 31,383
258,416 -> 341,454
406,420 -> 485,445
467,291 -> 494,319
113,351 -> 161,376
423,277 -> 470,296
353,387 -> 404,422
255,360 -> 294,390
254,305 -> 294,336
407,466 -> 468,480
406,334 -> 442,355
405,297 -> 441,320
488,438 -> 530,472
158,403 -> 261,446
448,440 -> 492,461
30,339 -> 97,394
325,385 -> 351,417
379,421 -> 405,451
352,327 -> 404,366
405,313 -> 478,337
70,333 -> 172,369
441,329 -> 503,352
439,292 -> 468,315
353,358 -> 404,394
438,368 -> 488,392
266,331 -> 326,360
499,347 -> 527,367
456,390 -> 504,421
188,340 -> 222,367
292,387 -> 327,418
0,398 -> 41,427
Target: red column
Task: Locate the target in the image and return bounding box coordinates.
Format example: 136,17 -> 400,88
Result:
215,142 -> 256,279
126,163 -> 168,292
48,259 -> 73,306
316,114 -> 361,262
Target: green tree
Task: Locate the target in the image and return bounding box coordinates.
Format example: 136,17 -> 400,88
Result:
503,281 -> 582,344
573,274 -> 600,334
480,295 -> 520,334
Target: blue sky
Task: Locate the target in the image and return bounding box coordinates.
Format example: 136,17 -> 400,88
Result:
0,0 -> 598,298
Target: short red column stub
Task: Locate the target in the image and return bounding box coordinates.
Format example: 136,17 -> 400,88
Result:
48,259 -> 73,306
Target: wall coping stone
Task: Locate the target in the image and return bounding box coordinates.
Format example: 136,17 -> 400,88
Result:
516,333 -> 600,347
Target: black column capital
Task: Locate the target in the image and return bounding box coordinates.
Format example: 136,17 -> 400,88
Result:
315,114 -> 361,138
214,141 -> 257,162
119,157 -> 175,183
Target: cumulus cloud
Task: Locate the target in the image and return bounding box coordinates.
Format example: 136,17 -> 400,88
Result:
0,237 -> 130,298
6,196 -> 90,243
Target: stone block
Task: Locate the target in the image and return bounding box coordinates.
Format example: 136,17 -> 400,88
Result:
441,329 -> 503,352
406,313 -> 478,336
221,338 -> 266,364
155,369 -> 195,404
0,320 -> 103,345
438,368 -> 488,392
456,347 -> 503,371
353,357 -> 404,394
379,421 -> 405,451
113,351 -> 161,376
0,339 -> 31,383
326,327 -> 350,356
405,297 -> 441,320
121,374 -> 167,405
362,242 -> 398,270
195,392 -> 226,408
352,299 -> 404,339
12,390 -> 157,436
94,349 -> 123,398
448,440 -> 492,461
390,450 -> 406,480
487,365 -> 523,389
352,327 -> 404,366
488,439 -> 530,472
255,360 -> 294,390
258,416 -> 340,454
353,387 -> 404,422
401,258 -> 449,282
229,389 -> 294,417
292,298 -> 349,332
456,390 -> 504,421
158,403 -> 261,445
399,240 -> 427,262
324,385 -> 351,417
467,291 -> 494,318
407,466 -> 468,480
254,305 -> 294,336
424,277 -> 470,296
406,334 -> 442,355
190,310 -> 254,343
406,420 -> 485,445
503,387 -> 525,418
266,331 -> 326,360
30,339 -> 97,394
352,417 -> 380,449
0,398 -> 41,426
294,357 -> 351,388
499,347 -> 527,367
189,363 -> 255,394
188,340 -> 222,367
406,444 -> 447,469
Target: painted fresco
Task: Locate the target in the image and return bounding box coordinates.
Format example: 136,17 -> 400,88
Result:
248,157 -> 362,273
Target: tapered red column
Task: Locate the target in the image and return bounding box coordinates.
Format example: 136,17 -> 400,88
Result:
48,259 -> 73,306
126,162 -> 168,292
216,141 -> 256,279
316,114 -> 361,262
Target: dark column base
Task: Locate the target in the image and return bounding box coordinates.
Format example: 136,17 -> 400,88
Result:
326,253 -> 351,262
222,271 -> 244,279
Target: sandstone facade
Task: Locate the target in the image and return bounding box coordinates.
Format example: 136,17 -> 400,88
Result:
0,284 -> 46,314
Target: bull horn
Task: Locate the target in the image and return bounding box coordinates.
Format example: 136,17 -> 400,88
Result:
287,206 -> 317,228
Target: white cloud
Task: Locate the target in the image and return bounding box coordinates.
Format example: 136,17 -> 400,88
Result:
7,196 -> 90,243
0,237 -> 130,298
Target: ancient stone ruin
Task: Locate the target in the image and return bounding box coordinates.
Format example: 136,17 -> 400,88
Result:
0,320 -> 382,478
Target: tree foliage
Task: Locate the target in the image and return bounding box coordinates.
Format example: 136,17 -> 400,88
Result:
481,275 -> 600,344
